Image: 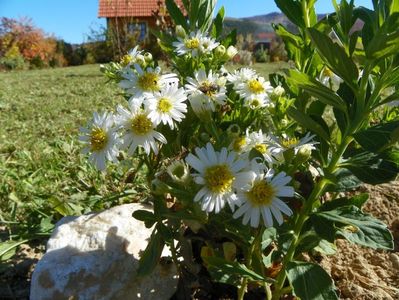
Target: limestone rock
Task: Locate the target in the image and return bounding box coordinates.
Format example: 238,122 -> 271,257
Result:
30,203 -> 178,300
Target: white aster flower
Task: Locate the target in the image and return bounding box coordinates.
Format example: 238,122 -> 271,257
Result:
185,143 -> 253,213
119,64 -> 178,97
185,69 -> 227,114
244,129 -> 281,164
234,169 -> 294,227
243,94 -> 272,109
173,31 -> 218,57
145,85 -> 188,129
199,36 -> 219,54
227,68 -> 257,89
115,97 -> 167,155
79,112 -> 120,171
120,46 -> 144,66
270,132 -> 317,155
319,67 -> 343,90
236,75 -> 273,101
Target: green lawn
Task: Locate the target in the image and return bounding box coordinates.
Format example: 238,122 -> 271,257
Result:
0,62 -> 285,245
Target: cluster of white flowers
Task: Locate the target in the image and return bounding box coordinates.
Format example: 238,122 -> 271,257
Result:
185,143 -> 295,227
80,40 -> 317,228
227,68 -> 274,109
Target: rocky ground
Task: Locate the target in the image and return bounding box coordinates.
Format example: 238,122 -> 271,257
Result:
1,182 -> 398,299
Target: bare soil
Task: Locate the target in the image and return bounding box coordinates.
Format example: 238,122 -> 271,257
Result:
1,182 -> 398,299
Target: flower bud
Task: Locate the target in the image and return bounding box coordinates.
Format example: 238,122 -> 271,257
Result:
136,54 -> 146,66
144,52 -> 153,62
227,124 -> 241,137
226,46 -> 238,59
296,144 -> 313,163
217,76 -> 227,87
214,45 -> 226,57
273,86 -> 285,97
175,25 -> 186,38
167,161 -> 190,183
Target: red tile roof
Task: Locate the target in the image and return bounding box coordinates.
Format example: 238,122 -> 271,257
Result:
98,0 -> 184,18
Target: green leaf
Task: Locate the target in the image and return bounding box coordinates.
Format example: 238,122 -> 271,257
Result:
136,229 -> 164,277
286,261 -> 338,300
166,0 -> 188,31
204,256 -> 272,285
314,239 -> 337,255
344,151 -> 399,184
221,29 -> 237,47
289,70 -> 347,111
314,206 -> 394,250
132,210 -> 157,228
287,107 -> 330,141
275,0 -> 304,27
211,6 -> 224,38
307,28 -> 359,89
261,227 -> 277,250
0,241 -> 18,261
366,13 -> 399,60
319,193 -> 369,211
353,121 -> 399,152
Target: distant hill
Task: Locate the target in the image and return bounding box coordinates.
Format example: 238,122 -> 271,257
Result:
224,12 -> 296,40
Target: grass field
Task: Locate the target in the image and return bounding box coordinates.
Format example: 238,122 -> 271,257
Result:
0,62 -> 286,245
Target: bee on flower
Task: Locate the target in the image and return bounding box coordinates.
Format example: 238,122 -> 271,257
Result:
115,97 -> 167,155
185,143 -> 253,213
79,112 -> 120,171
119,64 -> 178,97
234,167 -> 294,227
185,69 -> 227,115
173,31 -> 219,57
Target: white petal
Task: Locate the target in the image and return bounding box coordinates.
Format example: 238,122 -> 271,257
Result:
270,204 -> 284,225
273,199 -> 293,216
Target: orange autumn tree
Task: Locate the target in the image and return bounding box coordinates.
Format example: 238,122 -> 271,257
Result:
0,17 -> 63,69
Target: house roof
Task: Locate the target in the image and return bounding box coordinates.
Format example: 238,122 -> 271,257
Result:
98,0 -> 184,18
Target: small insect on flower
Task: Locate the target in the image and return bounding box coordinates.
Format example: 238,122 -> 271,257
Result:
79,112 -> 120,171
271,132 -> 318,155
234,169 -> 294,227
115,97 -> 167,155
186,143 -> 253,214
146,85 -> 188,129
185,69 -> 227,114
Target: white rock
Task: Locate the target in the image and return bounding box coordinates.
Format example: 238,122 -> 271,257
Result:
30,203 -> 178,300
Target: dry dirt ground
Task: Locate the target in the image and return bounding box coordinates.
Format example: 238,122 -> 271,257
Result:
1,182 -> 398,300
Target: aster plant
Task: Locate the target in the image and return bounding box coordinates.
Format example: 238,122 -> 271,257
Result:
81,0 -> 399,299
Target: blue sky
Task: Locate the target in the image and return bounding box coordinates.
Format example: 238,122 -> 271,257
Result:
0,0 -> 372,44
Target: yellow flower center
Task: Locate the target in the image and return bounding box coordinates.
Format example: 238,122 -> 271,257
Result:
138,72 -> 159,92
323,67 -> 334,77
120,54 -> 133,66
281,137 -> 299,149
199,81 -> 218,97
131,113 -> 153,135
205,164 -> 235,194
157,97 -> 173,113
248,79 -> 265,94
233,137 -> 246,152
254,144 -> 267,154
185,38 -> 200,49
247,181 -> 275,206
90,127 -> 108,151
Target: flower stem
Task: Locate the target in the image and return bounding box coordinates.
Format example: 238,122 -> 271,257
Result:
272,136 -> 353,299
